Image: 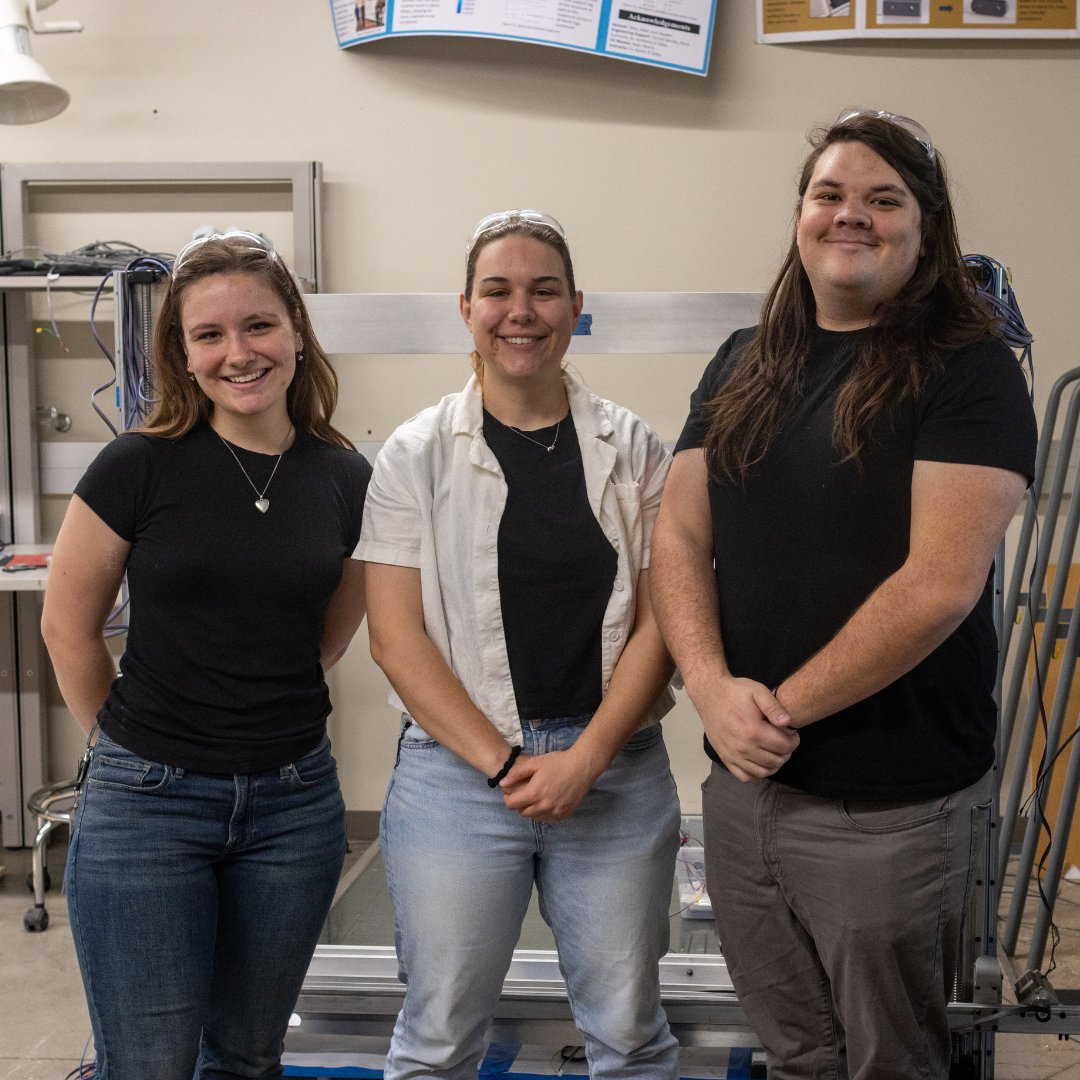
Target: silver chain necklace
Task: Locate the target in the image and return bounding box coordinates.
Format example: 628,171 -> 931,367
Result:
216,426 -> 293,513
509,417 -> 562,453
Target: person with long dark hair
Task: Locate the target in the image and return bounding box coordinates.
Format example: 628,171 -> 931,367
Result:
652,112 -> 1037,1078
42,232 -> 371,1079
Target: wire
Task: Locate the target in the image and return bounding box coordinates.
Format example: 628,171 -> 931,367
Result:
963,254 -> 1034,395
87,256 -> 171,435
63,1033 -> 95,1078
87,270 -> 119,436
0,240 -> 174,277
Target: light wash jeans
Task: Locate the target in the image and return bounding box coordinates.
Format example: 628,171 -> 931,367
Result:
381,716 -> 681,1080
65,730 -> 347,1080
702,762 -> 994,1080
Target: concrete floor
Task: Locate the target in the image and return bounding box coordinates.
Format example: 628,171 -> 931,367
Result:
1,841 -> 1079,1079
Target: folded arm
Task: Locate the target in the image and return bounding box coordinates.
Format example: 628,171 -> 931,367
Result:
320,559 -> 366,671
365,561 -> 512,780
500,567 -> 674,822
777,460 -> 1029,726
650,449 -> 797,781
41,495 -> 130,735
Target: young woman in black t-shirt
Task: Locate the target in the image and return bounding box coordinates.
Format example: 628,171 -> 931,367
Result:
42,233 -> 370,1079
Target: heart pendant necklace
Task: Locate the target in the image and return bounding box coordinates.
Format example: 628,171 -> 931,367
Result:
216,425 -> 293,514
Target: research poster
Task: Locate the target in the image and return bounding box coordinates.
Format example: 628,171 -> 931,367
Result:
758,0 -> 1079,40
330,0 -> 717,75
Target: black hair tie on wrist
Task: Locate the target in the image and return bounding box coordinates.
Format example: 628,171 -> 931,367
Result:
487,745 -> 523,788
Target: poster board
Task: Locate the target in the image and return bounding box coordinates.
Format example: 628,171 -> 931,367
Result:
758,0 -> 1079,41
330,0 -> 717,75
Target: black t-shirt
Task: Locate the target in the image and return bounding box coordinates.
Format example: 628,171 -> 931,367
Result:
483,409 -> 618,720
75,424 -> 372,774
675,326 -> 1038,800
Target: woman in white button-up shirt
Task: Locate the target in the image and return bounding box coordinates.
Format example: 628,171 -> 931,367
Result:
359,210 -> 681,1080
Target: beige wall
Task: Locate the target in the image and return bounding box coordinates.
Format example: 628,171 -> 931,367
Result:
16,1 -> 1077,809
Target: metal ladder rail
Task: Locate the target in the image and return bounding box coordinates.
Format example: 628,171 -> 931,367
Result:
997,380 -> 1080,954
998,368 -> 1080,725
1024,622 -> 1080,971
997,378 -> 1080,900
1001,535 -> 1080,959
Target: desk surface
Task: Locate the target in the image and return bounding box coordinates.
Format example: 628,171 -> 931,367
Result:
0,545 -> 51,592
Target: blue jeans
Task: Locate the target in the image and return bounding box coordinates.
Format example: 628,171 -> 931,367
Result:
381,717 -> 681,1080
65,731 -> 347,1080
702,763 -> 993,1080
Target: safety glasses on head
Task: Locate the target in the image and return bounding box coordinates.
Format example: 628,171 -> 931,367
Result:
466,210 -> 567,255
834,109 -> 936,162
173,229 -> 280,273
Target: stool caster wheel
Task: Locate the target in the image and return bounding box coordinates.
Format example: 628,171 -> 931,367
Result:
25,868 -> 51,893
24,906 -> 49,932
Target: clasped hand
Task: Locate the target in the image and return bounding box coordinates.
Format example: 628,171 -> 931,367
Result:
499,749 -> 595,824
693,674 -> 799,782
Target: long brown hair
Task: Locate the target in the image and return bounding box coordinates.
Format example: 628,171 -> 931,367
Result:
142,236 -> 353,449
704,113 -> 995,483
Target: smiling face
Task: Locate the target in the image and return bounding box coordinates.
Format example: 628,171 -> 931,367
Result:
797,139 -> 925,330
460,234 -> 583,394
181,272 -> 302,433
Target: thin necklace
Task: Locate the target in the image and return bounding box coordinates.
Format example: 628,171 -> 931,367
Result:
216,425 -> 293,513
509,417 -> 562,453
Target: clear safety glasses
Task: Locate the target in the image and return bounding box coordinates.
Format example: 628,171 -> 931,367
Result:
834,108 -> 936,162
172,229 -> 280,273
466,210 -> 567,255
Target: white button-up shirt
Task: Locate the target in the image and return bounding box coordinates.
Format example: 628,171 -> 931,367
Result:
357,370 -> 674,744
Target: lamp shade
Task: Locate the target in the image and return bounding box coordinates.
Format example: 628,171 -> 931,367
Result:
0,51 -> 67,122
0,3 -> 68,124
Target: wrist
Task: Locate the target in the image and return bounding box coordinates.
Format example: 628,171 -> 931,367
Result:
567,737 -> 608,785
486,745 -> 522,787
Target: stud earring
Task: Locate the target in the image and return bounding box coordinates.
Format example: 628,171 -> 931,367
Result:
296,352 -> 304,363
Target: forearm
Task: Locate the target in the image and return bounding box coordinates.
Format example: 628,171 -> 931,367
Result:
779,462 -> 1029,727
44,634 -> 116,735
370,628 -> 511,778
320,559 -> 366,672
650,521 -> 728,695
651,451 -> 797,779
570,614 -> 674,783
777,562 -> 974,728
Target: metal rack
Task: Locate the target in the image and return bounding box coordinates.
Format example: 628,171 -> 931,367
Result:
0,161 -> 323,849
996,367 -> 1080,1006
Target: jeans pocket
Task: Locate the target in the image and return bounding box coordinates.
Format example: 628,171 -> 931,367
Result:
285,738 -> 338,788
838,793 -> 951,834
89,750 -> 171,793
621,722 -> 664,753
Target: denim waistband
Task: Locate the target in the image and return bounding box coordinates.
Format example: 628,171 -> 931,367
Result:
521,714 -> 592,731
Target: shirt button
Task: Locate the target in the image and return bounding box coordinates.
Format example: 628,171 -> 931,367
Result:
613,579 -> 624,591
607,629 -> 620,641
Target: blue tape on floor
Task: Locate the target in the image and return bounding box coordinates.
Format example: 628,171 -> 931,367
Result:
726,1046 -> 753,1080
480,1042 -> 524,1077
284,1047 -> 748,1079
283,1068 -> 383,1078
285,1068 -> 743,1080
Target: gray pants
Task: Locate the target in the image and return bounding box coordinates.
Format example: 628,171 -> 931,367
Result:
702,762 -> 993,1080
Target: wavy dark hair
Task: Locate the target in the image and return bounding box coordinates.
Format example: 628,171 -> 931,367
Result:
704,112 -> 995,483
463,216 -> 576,380
142,236 -> 353,449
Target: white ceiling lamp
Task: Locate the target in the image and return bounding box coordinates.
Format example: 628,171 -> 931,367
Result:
0,0 -> 82,125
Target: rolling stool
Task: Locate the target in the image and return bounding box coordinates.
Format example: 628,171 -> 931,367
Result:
24,780 -> 78,932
